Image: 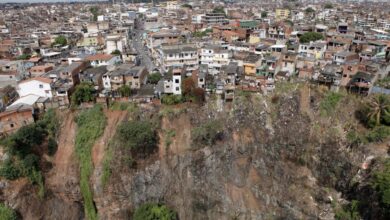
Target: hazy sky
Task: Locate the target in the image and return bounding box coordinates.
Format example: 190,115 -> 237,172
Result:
0,0 -> 107,3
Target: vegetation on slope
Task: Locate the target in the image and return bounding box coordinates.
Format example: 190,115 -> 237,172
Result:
0,203 -> 17,220
133,203 -> 177,220
0,109 -> 59,198
75,105 -> 106,220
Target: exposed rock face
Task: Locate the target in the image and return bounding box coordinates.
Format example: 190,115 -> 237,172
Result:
0,92 -> 369,220
93,94 -> 362,220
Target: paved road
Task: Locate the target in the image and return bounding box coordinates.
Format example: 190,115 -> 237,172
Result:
133,26 -> 156,72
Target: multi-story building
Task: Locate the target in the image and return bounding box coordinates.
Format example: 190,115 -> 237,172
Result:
275,8 -> 290,21
200,45 -> 232,75
156,44 -> 198,74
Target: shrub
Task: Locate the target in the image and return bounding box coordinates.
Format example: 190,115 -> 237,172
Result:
133,203 -> 177,220
118,85 -> 131,97
118,121 -> 157,157
0,159 -> 22,180
319,92 -> 343,117
372,159 -> 390,217
161,95 -> 184,105
335,200 -> 360,220
192,120 -> 223,146
148,72 -> 162,84
111,49 -> 121,55
53,35 -> 67,46
366,126 -> 390,143
47,137 -> 58,156
0,203 -> 17,220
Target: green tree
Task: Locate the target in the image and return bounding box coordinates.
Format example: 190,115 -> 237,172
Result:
305,7 -> 315,14
54,35 -> 67,46
335,200 -> 361,220
299,32 -> 324,43
181,4 -> 192,9
365,95 -> 390,127
90,6 -> 99,21
0,203 -> 17,220
325,3 -> 333,9
212,6 -> 226,16
118,85 -> 131,97
261,11 -> 268,18
148,72 -> 162,84
118,121 -> 157,157
372,159 -> 390,217
133,203 -> 177,220
71,83 -> 95,106
111,50 -> 121,55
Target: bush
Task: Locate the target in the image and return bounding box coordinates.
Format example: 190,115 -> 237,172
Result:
192,120 -> 223,146
133,203 -> 177,220
47,137 -> 58,156
319,92 -> 343,116
161,95 -> 184,105
372,159 -> 390,217
335,200 -> 361,220
53,35 -> 67,46
0,203 -> 17,220
366,126 -> 390,143
118,85 -> 131,97
148,72 -> 162,84
0,159 -> 22,180
118,121 -> 157,157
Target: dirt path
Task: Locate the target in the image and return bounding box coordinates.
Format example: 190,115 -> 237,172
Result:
92,110 -> 127,167
46,111 -> 81,202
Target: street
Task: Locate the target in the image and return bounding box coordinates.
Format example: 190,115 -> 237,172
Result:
132,24 -> 156,72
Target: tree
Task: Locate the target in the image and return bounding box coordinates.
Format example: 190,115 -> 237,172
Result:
118,121 -> 157,157
261,11 -> 268,18
212,6 -> 226,16
90,6 -> 99,21
305,7 -> 315,14
111,50 -> 121,55
54,35 -> 67,46
71,83 -> 95,106
299,32 -> 324,43
365,95 -> 390,127
325,3 -> 333,9
148,72 -> 162,84
118,85 -> 131,97
181,4 -> 192,9
133,203 -> 177,220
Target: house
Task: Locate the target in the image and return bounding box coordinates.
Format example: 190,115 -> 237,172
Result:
79,66 -> 107,90
0,103 -> 34,135
17,77 -> 53,98
29,65 -> 53,77
200,45 -> 231,75
155,68 -> 184,96
333,51 -> 359,64
348,71 -> 374,95
85,54 -> 121,67
157,44 -> 198,74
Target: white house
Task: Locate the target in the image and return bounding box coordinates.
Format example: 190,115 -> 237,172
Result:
200,45 -> 231,75
17,77 -> 53,98
85,54 -> 121,67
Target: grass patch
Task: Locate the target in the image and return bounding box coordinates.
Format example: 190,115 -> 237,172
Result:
75,105 -> 106,220
101,146 -> 112,188
164,129 -> 176,148
320,91 -> 343,117
0,203 -> 17,220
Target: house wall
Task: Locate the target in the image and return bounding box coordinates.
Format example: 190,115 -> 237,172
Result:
17,80 -> 52,98
0,110 -> 34,135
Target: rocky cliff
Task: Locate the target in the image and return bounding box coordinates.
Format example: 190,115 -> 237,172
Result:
0,84 -> 387,220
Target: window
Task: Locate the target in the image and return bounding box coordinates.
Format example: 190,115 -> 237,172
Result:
10,123 -> 14,128
9,76 -> 12,79
175,79 -> 179,83
39,84 -> 43,88
175,87 -> 179,91
199,79 -> 204,82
